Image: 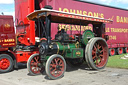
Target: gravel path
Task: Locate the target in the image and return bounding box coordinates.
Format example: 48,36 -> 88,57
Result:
0,64 -> 128,85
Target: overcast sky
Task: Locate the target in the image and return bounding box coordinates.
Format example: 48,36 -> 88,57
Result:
0,0 -> 128,18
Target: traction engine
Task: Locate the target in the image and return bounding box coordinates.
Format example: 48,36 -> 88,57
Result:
27,7 -> 112,79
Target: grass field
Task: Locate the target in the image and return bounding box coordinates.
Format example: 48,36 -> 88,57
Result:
107,53 -> 128,69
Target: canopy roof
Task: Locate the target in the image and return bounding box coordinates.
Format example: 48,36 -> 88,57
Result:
27,8 -> 113,25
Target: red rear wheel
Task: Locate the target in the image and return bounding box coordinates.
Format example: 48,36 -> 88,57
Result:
0,54 -> 13,73
117,48 -> 123,55
85,38 -> 108,70
109,48 -> 115,56
0,58 -> 10,70
124,47 -> 128,53
126,48 -> 128,53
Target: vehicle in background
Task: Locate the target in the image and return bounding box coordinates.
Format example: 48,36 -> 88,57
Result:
15,0 -> 128,56
0,14 -> 38,73
0,15 -> 16,72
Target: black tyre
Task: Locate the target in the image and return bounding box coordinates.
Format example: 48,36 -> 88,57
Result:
124,47 -> 128,53
85,37 -> 109,70
27,53 -> 44,76
117,48 -> 123,55
45,54 -> 66,80
0,54 -> 14,73
109,48 -> 115,56
85,38 -> 95,68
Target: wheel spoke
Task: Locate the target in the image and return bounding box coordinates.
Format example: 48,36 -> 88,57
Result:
57,71 -> 62,76
59,66 -> 64,71
58,60 -> 63,65
97,44 -> 99,49
96,59 -> 99,65
59,62 -> 62,66
99,54 -> 103,58
31,59 -> 34,62
92,56 -> 96,59
30,62 -> 36,66
50,63 -> 56,68
54,58 -> 58,65
33,67 -> 38,71
92,50 -> 96,55
99,46 -> 102,49
51,68 -> 56,75
50,66 -> 53,71
34,56 -> 39,62
51,61 -> 54,64
100,50 -> 103,53
99,57 -> 102,62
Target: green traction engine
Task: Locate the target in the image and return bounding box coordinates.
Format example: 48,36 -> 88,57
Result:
27,6 -> 112,79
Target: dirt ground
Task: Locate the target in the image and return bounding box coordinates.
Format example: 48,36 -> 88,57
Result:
0,63 -> 128,85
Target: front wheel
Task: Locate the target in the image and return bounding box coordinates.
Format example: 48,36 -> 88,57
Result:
0,54 -> 14,73
45,54 -> 66,80
27,53 -> 44,76
85,37 -> 109,70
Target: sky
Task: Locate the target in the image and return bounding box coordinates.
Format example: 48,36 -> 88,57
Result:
0,0 -> 128,18
0,0 -> 14,16
82,0 -> 128,9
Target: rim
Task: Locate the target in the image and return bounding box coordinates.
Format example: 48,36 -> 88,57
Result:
119,48 -> 123,54
50,57 -> 65,77
92,41 -> 108,68
126,47 -> 128,53
111,49 -> 115,55
0,58 -> 10,70
30,55 -> 42,74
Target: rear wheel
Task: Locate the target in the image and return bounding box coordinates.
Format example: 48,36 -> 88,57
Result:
0,54 -> 14,73
109,48 -> 115,56
27,53 -> 44,76
124,47 -> 128,53
45,54 -> 66,80
117,48 -> 123,55
85,38 -> 109,70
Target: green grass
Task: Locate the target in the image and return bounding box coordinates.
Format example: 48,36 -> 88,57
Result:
107,53 -> 128,69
